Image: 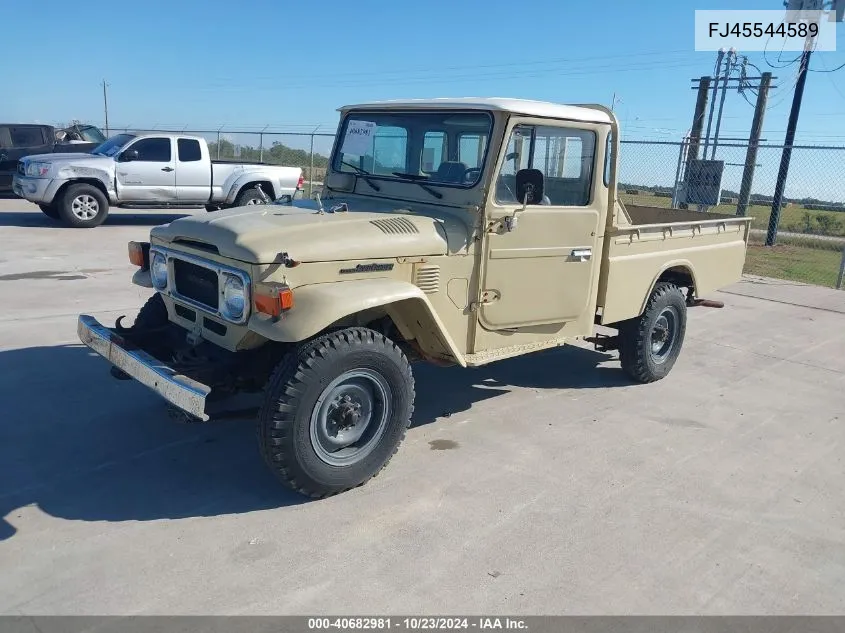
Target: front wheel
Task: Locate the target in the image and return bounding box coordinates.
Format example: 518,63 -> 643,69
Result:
257,327 -> 415,498
57,183 -> 109,228
618,282 -> 687,383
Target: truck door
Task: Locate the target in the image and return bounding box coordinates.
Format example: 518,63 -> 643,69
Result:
479,123 -> 603,330
175,137 -> 209,202
116,137 -> 176,202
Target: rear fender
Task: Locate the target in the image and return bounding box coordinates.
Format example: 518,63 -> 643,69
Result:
224,169 -> 300,203
639,260 -> 698,313
247,278 -> 466,366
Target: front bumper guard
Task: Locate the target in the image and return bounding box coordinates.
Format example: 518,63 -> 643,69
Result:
78,314 -> 211,421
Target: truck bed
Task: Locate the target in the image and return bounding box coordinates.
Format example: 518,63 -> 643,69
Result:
596,204 -> 752,325
623,204 -> 738,226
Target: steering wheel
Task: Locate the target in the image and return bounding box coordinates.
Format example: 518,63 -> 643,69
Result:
463,167 -> 482,184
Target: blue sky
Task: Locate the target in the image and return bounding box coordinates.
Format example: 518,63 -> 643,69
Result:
4,0 -> 845,198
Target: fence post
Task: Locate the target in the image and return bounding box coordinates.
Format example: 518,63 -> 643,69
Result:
671,138 -> 687,208
837,245 -> 845,290
309,132 -> 315,197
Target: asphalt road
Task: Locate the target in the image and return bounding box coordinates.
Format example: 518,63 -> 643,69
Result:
1,198 -> 844,615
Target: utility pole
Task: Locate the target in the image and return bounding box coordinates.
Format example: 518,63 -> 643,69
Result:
701,48 -> 725,159
611,93 -> 622,112
710,48 -> 736,158
686,77 -> 711,170
766,1 -> 817,246
680,77 -> 711,209
737,72 -> 773,217
102,80 -> 110,136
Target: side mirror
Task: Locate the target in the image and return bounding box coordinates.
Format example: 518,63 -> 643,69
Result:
515,168 -> 545,205
505,168 -> 546,232
120,149 -> 139,162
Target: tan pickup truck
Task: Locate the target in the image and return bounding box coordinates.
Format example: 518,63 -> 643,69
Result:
78,98 -> 750,498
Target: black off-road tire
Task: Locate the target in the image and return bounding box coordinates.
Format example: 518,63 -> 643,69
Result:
110,294 -> 169,381
618,282 -> 687,383
257,327 -> 415,499
234,186 -> 268,207
57,183 -> 109,228
38,203 -> 59,219
135,293 -> 168,328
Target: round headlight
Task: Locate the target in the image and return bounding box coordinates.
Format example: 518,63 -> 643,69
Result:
222,274 -> 245,319
151,252 -> 168,289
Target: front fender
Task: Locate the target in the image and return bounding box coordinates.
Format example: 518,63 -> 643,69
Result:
247,278 -> 466,366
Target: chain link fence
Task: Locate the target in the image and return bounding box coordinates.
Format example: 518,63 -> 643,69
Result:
618,139 -> 845,289
106,126 -> 845,289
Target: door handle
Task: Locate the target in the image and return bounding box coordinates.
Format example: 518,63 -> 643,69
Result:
571,248 -> 592,261
161,166 -> 174,172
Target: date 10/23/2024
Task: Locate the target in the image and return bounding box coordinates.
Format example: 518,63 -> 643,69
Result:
307,617 -> 529,630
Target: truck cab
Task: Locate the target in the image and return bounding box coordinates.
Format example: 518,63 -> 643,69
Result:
77,98 -> 751,499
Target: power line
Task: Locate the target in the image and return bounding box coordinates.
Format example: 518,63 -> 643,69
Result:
197,49 -> 702,87
193,60 -> 706,93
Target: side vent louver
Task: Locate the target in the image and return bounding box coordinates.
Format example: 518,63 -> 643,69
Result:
370,217 -> 419,235
414,265 -> 440,294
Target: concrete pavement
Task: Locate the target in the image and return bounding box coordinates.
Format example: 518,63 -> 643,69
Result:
1,198 -> 844,615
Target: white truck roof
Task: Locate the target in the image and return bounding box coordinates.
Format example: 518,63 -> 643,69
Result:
338,97 -> 614,125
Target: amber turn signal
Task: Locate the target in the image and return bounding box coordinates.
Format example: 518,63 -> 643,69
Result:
254,284 -> 294,317
128,241 -> 150,270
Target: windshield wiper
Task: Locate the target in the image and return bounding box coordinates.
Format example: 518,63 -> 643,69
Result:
341,161 -> 381,191
391,172 -> 443,199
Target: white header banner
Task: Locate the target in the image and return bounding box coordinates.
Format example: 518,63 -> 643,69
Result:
694,10 -> 837,51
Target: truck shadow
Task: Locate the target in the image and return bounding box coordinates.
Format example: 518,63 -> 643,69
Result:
0,342 -> 626,540
410,345 -> 628,428
0,210 -> 192,228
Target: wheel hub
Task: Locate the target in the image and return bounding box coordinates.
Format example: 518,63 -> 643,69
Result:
310,369 -> 392,466
649,308 -> 678,363
71,194 -> 99,220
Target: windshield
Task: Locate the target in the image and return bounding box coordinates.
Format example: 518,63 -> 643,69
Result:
77,125 -> 107,144
92,133 -> 135,157
333,111 -> 492,187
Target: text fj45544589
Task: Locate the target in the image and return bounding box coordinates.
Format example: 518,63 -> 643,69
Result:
77,98 -> 750,498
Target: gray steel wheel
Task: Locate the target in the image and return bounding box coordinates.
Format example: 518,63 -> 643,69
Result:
309,369 -> 392,466
257,327 -> 415,499
649,306 -> 679,364
71,193 -> 100,220
619,282 -> 687,383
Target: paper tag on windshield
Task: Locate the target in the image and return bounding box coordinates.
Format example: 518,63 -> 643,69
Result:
341,120 -> 376,156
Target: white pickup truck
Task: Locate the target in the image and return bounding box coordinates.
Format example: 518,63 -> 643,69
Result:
12,132 -> 304,228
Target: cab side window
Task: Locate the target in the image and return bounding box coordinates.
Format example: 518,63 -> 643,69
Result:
131,138 -> 172,162
495,125 -> 596,206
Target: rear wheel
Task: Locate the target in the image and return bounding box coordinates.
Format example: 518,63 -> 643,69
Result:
38,203 -> 59,219
234,186 -> 268,207
257,327 -> 415,498
618,282 -> 687,383
57,183 -> 109,228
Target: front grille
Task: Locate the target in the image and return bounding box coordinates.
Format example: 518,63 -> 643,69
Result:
173,259 -> 219,310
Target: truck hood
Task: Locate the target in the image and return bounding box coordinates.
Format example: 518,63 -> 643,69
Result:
151,198 -> 471,264
23,152 -> 109,163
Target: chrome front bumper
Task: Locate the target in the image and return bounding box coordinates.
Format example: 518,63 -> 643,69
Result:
77,314 -> 211,421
